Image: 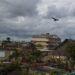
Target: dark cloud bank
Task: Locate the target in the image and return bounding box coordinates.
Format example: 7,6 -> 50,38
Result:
0,0 -> 75,41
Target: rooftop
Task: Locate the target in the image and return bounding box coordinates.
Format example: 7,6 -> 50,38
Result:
32,33 -> 60,39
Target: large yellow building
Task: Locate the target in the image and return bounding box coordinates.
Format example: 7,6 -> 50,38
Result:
32,33 -> 61,50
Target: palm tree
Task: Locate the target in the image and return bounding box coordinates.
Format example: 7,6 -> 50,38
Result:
6,37 -> 11,42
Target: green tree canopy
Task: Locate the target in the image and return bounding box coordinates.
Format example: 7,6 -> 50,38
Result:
65,42 -> 75,60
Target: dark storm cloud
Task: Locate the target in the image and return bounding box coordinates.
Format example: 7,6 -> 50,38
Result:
0,0 -> 40,40
36,0 -> 75,40
45,6 -> 68,18
44,4 -> 75,19
0,0 -> 39,19
8,0 -> 38,17
0,0 -> 75,40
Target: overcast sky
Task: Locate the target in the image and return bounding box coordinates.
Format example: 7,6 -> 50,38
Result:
0,0 -> 75,41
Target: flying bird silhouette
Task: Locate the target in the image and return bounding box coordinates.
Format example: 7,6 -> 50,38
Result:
51,17 -> 59,21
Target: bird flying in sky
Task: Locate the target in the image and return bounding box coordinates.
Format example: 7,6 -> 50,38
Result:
51,17 -> 59,21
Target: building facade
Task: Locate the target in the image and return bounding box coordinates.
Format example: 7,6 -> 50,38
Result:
32,33 -> 61,50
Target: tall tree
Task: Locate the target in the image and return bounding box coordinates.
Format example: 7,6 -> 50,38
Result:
6,37 -> 11,42
66,42 -> 75,60
9,48 -> 22,64
9,43 -> 42,75
65,42 -> 75,70
21,43 -> 42,75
